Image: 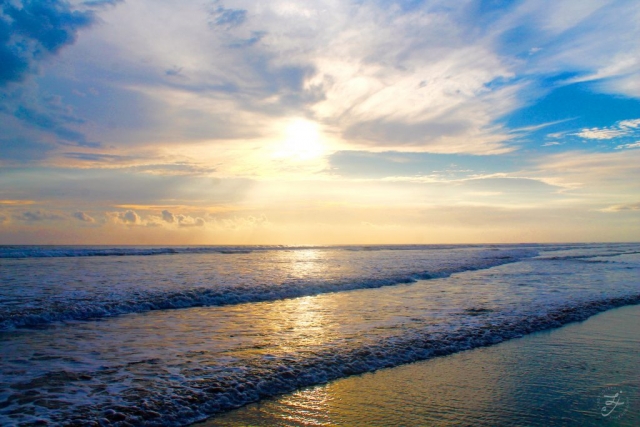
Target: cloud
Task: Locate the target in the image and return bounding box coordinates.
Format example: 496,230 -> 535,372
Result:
0,0 -> 94,85
524,149 -> 640,202
619,119 -> 640,129
302,9 -> 519,153
616,141 -> 640,150
602,202 -> 640,212
0,84 -> 100,161
60,153 -> 218,176
574,117 -> 640,141
211,214 -> 268,231
209,6 -> 247,29
125,163 -> 218,176
13,105 -> 99,147
228,31 -> 266,49
3,0 -> 635,164
120,210 -> 139,224
575,128 -> 626,140
343,118 -> 470,146
499,1 -> 640,99
73,211 -> 95,222
83,0 -> 124,8
0,167 -> 255,208
159,211 -> 206,227
17,209 -> 63,221
109,209 -> 207,228
176,214 -> 205,227
161,209 -> 175,223
64,152 -> 134,162
165,66 -> 183,77
43,0 -> 521,155
0,136 -> 56,163
108,210 -> 141,225
1,0 -> 639,247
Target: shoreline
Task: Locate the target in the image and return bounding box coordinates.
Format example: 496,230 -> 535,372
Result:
201,304 -> 640,426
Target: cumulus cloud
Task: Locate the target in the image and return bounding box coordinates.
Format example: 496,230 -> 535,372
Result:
161,209 -> 175,223
73,211 -> 95,222
158,210 -> 204,227
108,210 -> 141,225
0,0 -> 94,85
109,209 -> 209,228
176,215 -> 205,227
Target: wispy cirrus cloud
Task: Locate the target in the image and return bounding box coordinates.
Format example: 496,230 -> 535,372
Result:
4,0 -> 640,166
522,149 -> 640,207
602,202 -> 640,212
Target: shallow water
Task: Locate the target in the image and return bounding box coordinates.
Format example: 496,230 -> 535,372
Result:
0,243 -> 638,425
206,304 -> 640,426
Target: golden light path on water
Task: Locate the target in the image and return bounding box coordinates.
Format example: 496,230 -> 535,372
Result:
203,305 -> 640,427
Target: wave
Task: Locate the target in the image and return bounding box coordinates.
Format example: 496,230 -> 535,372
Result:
16,294 -> 640,426
0,244 -> 540,259
0,246 -> 259,258
538,250 -> 640,261
0,249 -> 537,330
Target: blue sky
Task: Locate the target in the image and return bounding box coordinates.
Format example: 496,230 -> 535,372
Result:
1,0 -> 639,244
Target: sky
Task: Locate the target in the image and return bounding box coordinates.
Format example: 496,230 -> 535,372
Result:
1,0 -> 639,244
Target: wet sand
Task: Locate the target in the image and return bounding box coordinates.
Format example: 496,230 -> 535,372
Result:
201,304 -> 639,426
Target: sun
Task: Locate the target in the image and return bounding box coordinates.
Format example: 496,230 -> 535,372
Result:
272,118 -> 326,161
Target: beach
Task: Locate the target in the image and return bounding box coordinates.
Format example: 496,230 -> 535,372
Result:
203,304 -> 640,426
0,243 -> 638,425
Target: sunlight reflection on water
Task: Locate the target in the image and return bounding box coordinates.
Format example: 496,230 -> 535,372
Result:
204,305 -> 640,427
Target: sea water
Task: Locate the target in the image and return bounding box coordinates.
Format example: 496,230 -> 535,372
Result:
0,243 -> 638,425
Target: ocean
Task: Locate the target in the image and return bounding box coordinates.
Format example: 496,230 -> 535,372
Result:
0,243 -> 639,425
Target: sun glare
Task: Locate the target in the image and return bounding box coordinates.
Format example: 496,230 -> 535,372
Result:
273,119 -> 326,161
